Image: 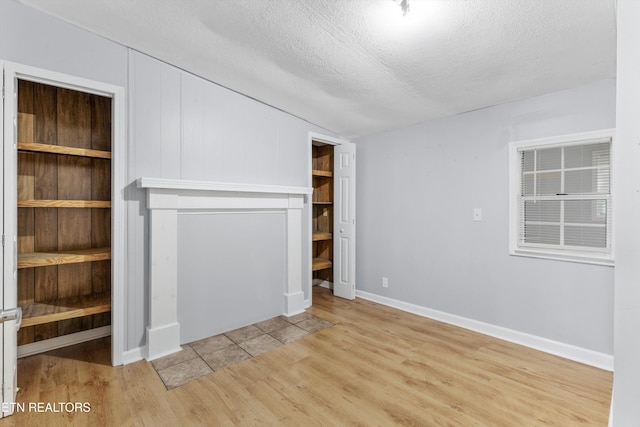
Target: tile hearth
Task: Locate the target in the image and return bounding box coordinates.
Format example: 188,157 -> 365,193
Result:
151,312 -> 333,389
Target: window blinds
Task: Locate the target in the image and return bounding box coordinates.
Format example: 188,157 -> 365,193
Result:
518,139 -> 611,251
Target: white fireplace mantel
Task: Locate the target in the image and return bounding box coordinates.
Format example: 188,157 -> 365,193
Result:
137,177 -> 313,361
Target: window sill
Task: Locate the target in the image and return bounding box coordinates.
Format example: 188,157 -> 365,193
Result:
510,248 -> 614,266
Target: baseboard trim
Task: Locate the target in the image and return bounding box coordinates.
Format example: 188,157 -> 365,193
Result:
122,346 -> 146,365
356,290 -> 613,371
283,291 -> 306,317
17,326 -> 112,359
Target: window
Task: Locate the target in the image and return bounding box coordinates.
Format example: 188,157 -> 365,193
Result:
509,129 -> 614,265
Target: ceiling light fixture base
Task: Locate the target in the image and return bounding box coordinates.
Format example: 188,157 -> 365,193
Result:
394,0 -> 410,16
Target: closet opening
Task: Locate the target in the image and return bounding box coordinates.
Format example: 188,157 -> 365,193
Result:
311,141 -> 334,289
309,135 -> 355,302
15,79 -> 113,359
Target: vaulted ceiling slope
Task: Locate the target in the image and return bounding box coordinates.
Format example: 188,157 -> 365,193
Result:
19,0 -> 616,138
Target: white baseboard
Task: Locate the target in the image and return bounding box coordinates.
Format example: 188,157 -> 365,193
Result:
146,322 -> 181,361
283,291 -> 306,316
17,326 -> 111,359
356,290 -> 613,371
122,346 -> 146,365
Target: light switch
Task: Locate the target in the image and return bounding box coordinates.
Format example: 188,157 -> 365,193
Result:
473,208 -> 482,222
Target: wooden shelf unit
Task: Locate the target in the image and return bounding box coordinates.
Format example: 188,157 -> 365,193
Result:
16,80 -> 113,350
312,143 -> 334,281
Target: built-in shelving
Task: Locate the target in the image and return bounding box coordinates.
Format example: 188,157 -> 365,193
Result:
312,143 -> 334,278
20,293 -> 111,328
17,142 -> 112,159
16,75 -> 113,353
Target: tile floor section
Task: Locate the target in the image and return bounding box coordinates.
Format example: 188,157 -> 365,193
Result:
152,312 -> 334,389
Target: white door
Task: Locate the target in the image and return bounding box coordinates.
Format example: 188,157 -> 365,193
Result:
1,63 -> 20,418
333,142 -> 356,300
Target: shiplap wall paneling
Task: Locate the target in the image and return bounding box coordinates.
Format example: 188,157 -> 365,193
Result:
180,72 -> 281,184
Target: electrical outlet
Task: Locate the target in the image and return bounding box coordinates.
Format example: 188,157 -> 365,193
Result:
473,208 -> 482,222
382,277 -> 389,288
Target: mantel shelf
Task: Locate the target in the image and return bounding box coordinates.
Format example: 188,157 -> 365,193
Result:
137,177 -> 312,196
18,200 -> 111,208
18,142 -> 112,159
20,293 -> 111,328
18,247 -> 111,269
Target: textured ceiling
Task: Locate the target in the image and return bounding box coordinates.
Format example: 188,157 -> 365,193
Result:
19,0 -> 617,138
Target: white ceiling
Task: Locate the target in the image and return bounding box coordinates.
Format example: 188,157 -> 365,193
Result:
19,0 -> 617,138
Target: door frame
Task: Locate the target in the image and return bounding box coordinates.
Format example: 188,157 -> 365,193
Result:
2,61 -> 125,366
306,131 -> 353,306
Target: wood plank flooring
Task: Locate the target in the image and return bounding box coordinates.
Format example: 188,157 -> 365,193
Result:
0,286 -> 612,426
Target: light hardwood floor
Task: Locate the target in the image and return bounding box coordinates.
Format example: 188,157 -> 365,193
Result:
1,287 -> 612,426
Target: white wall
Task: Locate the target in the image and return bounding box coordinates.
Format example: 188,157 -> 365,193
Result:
1,0 -> 334,354
612,1 -> 640,424
355,79 -> 615,355
0,0 -> 127,87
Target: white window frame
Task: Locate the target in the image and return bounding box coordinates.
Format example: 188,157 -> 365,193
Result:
508,129 -> 615,266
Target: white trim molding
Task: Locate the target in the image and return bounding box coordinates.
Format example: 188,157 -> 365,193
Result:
356,290 -> 613,371
122,346 -> 146,365
138,177 -> 312,361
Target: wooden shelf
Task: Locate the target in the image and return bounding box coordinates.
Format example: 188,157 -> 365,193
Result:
313,201 -> 333,205
17,142 -> 112,159
312,257 -> 333,271
20,293 -> 111,328
312,169 -> 333,178
18,200 -> 111,208
313,232 -> 333,241
18,247 -> 111,269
